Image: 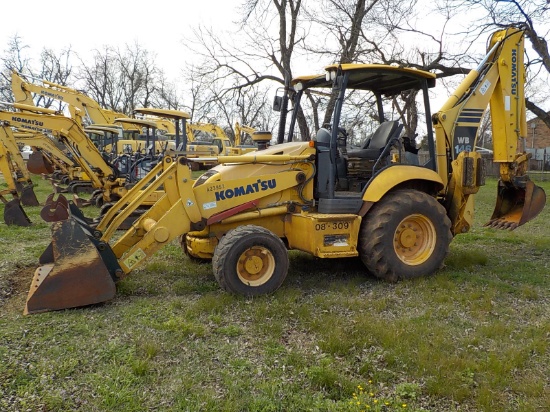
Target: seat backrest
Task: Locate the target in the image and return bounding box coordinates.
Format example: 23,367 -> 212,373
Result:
316,128 -> 331,146
367,121 -> 399,151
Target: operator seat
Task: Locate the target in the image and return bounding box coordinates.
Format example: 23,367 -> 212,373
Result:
347,120 -> 400,159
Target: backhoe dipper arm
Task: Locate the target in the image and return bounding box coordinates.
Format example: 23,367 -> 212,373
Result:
433,27 -> 544,232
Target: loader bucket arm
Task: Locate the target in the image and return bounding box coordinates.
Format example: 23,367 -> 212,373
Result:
25,156 -> 200,314
25,149 -> 313,314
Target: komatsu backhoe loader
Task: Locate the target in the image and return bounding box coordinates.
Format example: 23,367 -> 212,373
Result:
0,125 -> 40,225
24,26 -> 545,315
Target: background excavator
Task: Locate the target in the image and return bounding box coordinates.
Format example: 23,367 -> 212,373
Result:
11,72 -> 138,175
24,26 -> 545,315
0,125 -> 40,226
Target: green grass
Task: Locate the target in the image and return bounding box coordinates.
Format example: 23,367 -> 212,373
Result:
0,175 -> 549,411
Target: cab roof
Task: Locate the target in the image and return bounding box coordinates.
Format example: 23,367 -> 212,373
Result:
114,118 -> 158,128
292,64 -> 436,96
84,126 -> 121,134
134,107 -> 191,119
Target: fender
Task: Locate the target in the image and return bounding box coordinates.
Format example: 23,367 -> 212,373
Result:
362,165 -> 444,203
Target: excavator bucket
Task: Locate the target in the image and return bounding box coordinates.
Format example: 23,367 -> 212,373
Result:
485,179 -> 546,230
25,217 -> 116,314
20,185 -> 40,207
27,151 -> 54,175
40,193 -> 69,222
2,197 -> 32,226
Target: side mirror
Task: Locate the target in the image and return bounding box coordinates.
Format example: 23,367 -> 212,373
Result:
273,95 -> 283,112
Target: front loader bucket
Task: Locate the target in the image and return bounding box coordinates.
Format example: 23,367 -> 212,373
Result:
20,185 -> 40,207
3,198 -> 32,226
485,179 -> 546,230
27,151 -> 54,175
25,218 -> 116,314
40,193 -> 69,222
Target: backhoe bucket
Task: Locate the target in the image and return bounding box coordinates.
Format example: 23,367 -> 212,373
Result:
40,193 -> 69,222
485,179 -> 546,230
25,217 -> 116,314
3,198 -> 32,226
20,185 -> 40,207
27,151 -> 54,175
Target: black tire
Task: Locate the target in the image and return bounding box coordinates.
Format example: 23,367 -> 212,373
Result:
359,189 -> 452,282
212,225 -> 289,296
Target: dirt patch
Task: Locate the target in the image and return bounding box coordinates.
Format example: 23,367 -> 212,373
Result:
0,266 -> 34,307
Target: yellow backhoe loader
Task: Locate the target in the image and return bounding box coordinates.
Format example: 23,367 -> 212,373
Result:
24,26 -> 545,315
0,125 -> 40,225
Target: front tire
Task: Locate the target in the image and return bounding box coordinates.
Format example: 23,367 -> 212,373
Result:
212,225 -> 289,296
359,189 -> 452,282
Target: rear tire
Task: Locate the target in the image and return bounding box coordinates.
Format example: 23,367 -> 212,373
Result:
359,189 -> 452,282
212,225 -> 288,296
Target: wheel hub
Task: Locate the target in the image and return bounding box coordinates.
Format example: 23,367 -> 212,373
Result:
237,246 -> 275,286
394,214 -> 436,265
244,255 -> 264,274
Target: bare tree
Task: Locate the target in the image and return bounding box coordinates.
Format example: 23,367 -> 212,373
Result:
0,35 -> 32,102
0,35 -> 74,109
76,43 -> 179,115
439,0 -> 550,128
187,0 -> 308,140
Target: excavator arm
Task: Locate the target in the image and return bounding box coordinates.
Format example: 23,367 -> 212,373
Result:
0,104 -> 124,200
0,125 -> 40,225
14,131 -> 75,174
433,27 -> 545,232
11,71 -> 128,128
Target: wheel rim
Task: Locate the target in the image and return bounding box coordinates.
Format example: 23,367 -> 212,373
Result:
393,214 -> 436,266
236,246 -> 275,286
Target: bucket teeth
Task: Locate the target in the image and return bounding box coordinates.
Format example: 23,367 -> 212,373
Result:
486,180 -> 546,230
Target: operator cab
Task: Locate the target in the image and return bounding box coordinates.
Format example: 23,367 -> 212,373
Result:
278,65 -> 436,213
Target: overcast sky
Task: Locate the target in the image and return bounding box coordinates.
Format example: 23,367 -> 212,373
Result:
0,0 -> 238,80
2,0 -> 548,122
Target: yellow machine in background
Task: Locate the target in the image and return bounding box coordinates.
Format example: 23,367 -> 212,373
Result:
24,26 -> 545,314
13,131 -> 75,179
0,126 -> 40,226
11,71 -> 131,129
